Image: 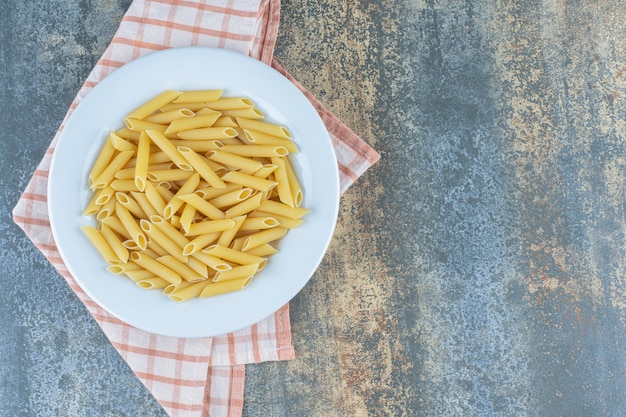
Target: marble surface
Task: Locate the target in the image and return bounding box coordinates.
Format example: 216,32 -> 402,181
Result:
2,0 -> 626,416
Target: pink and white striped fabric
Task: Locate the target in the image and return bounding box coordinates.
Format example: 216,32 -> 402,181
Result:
13,1 -> 380,416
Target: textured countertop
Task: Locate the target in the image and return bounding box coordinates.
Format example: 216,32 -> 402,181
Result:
2,1 -> 626,416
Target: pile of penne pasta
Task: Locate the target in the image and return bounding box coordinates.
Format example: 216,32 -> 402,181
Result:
81,90 -> 309,302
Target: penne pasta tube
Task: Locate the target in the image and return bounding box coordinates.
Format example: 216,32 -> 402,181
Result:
183,232 -> 221,256
168,280 -> 211,302
208,188 -> 254,209
243,129 -> 299,153
101,216 -> 132,240
220,107 -> 264,119
172,89 -> 223,103
235,117 -> 291,139
200,277 -> 253,298
271,156 -> 295,207
243,243 -> 278,257
107,262 -> 143,275
81,225 -> 119,264
165,112 -> 221,134
110,179 -> 141,192
203,245 -> 265,267
239,216 -> 280,231
136,277 -> 171,290
145,129 -> 194,171
83,186 -> 113,215
100,224 -> 129,264
177,193 -> 225,220
177,127 -> 238,140
130,252 -> 182,285
124,118 -> 168,133
134,131 -> 151,191
115,203 -> 148,250
115,127 -> 141,140
185,219 -> 235,236
216,215 -> 246,247
144,182 -> 167,216
194,183 -> 241,200
139,219 -> 187,263
221,171 -> 277,192
212,264 -> 259,282
164,173 -> 201,219
252,164 -> 278,179
162,280 -> 193,295
124,269 -> 158,281
204,97 -> 254,110
284,156 -> 304,207
206,150 -> 264,172
147,169 -> 195,182
212,116 -> 238,127
88,137 -> 116,187
241,227 -> 288,251
149,215 -> 190,248
248,210 -> 304,229
110,132 -> 138,152
126,90 -> 183,120
115,192 -> 146,219
257,200 -> 311,219
224,193 -> 263,218
191,251 -> 232,272
220,145 -> 289,158
179,203 -> 196,233
159,101 -> 208,113
95,198 -> 116,221
91,150 -> 135,190
144,108 -> 195,124
187,256 -> 209,278
130,191 -> 159,218
169,139 -> 222,152
176,146 -> 226,188
156,255 -> 205,282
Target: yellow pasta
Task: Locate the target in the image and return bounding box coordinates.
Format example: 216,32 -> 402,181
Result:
200,277 -> 253,298
91,150 -> 135,190
145,129 -> 194,171
157,255 -> 205,282
235,117 -> 292,139
164,112 -> 221,134
81,226 -> 119,264
100,224 -> 130,264
134,131 -> 151,191
144,108 -> 194,124
177,193 -> 225,220
130,252 -> 182,285
221,171 -> 277,192
176,146 -> 226,188
83,90 -> 309,301
271,156 -> 294,207
203,245 -> 266,267
88,137 -> 116,187
212,264 -> 259,283
126,90 -> 183,120
243,129 -> 299,153
169,281 -> 211,302
220,144 -> 289,158
172,89 -> 223,103
206,150 -> 264,172
177,127 -> 238,140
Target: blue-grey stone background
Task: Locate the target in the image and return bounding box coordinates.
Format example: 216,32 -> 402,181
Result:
3,0 -> 626,416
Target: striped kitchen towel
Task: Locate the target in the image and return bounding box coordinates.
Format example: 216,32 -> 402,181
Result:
12,1 -> 380,416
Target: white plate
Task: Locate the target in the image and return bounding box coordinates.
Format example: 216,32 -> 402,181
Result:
48,47 -> 339,338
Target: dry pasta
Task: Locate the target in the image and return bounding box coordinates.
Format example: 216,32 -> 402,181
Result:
82,90 -> 309,301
